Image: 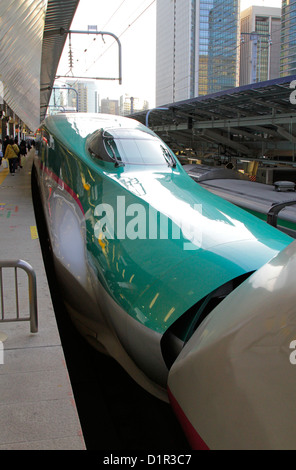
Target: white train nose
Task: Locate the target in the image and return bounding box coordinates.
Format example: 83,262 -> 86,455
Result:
168,240 -> 296,450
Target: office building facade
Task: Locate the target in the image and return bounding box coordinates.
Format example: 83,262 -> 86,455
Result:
207,0 -> 240,94
119,95 -> 149,116
156,0 -> 240,105
101,98 -> 119,115
280,0 -> 296,76
65,80 -> 99,113
240,6 -> 281,86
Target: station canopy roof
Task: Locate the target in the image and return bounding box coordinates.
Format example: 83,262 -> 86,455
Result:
0,0 -> 79,131
132,75 -> 296,162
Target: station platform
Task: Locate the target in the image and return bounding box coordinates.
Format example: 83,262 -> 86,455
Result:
0,149 -> 85,450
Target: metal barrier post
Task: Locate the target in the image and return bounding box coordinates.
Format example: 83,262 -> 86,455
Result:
0,260 -> 38,333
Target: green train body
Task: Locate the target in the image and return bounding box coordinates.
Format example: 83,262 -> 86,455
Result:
33,113 -> 295,448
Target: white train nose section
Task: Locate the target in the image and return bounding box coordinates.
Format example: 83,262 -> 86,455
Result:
168,240 -> 296,450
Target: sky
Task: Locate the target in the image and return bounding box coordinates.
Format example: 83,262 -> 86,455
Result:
55,0 -> 282,109
56,0 -> 157,106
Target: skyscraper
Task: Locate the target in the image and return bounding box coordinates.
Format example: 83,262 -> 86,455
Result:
240,6 -> 281,86
207,0 -> 240,94
66,81 -> 88,112
280,0 -> 296,77
156,0 -> 240,106
66,80 -> 99,113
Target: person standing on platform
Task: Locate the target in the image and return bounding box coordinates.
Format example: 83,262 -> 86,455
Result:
2,135 -> 9,157
4,139 -> 19,175
19,139 -> 27,156
14,137 -> 21,169
19,139 -> 27,168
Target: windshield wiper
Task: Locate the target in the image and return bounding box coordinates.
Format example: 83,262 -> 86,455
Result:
161,146 -> 176,167
88,147 -> 103,161
105,139 -> 125,167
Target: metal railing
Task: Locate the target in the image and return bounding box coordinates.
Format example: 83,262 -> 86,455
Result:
267,200 -> 296,228
0,260 -> 38,333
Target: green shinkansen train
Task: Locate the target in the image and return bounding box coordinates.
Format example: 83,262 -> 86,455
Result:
34,113 -> 296,450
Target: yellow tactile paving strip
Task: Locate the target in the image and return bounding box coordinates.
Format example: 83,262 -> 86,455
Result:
0,167 -> 9,185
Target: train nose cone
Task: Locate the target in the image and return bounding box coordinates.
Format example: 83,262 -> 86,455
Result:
168,240 -> 296,450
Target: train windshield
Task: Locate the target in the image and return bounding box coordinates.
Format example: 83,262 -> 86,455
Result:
88,128 -> 176,167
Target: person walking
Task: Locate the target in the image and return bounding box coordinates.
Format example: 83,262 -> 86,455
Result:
4,139 -> 19,175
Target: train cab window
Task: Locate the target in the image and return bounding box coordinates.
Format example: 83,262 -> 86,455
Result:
88,130 -> 114,164
88,128 -> 176,167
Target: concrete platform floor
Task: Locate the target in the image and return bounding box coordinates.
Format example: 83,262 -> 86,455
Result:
0,150 -> 85,450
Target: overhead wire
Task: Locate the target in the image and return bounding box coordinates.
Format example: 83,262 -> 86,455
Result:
80,0 -> 156,76
58,0 -> 155,92
60,0 -> 128,84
